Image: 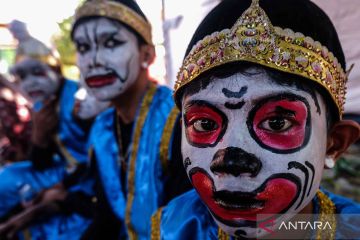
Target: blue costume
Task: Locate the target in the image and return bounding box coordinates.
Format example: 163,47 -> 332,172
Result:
88,83 -> 179,239
0,80 -> 91,239
55,80 -> 89,166
152,189 -> 360,240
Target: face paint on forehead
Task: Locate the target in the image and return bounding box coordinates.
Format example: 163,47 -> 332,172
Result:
73,18 -> 140,101
181,70 -> 329,238
11,59 -> 60,103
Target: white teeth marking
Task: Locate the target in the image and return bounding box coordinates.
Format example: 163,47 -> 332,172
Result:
216,199 -> 264,209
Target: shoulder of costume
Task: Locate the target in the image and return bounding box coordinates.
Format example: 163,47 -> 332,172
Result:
0,161 -> 33,178
60,79 -> 79,99
320,189 -> 360,239
152,84 -> 174,108
146,83 -> 177,123
321,188 -> 360,214
63,78 -> 78,88
157,190 -> 215,235
87,107 -> 116,143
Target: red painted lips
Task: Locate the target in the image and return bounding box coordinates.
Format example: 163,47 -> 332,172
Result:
191,171 -> 298,222
85,73 -> 117,88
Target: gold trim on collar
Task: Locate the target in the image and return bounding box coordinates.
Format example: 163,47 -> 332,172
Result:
150,207 -> 163,240
218,228 -> 230,240
125,82 -> 157,239
159,107 -> 180,173
74,0 -> 153,45
315,190 -> 336,240
54,134 -> 79,169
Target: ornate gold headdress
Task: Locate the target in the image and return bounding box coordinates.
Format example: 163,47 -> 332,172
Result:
174,0 -> 347,117
74,0 -> 153,45
16,54 -> 60,68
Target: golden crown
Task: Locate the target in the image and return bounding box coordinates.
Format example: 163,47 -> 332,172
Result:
174,0 -> 347,117
74,0 -> 153,45
16,54 -> 60,68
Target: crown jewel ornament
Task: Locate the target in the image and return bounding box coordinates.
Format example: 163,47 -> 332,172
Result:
174,0 -> 347,117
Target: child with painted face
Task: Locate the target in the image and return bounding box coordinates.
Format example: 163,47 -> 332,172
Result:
1,51 -> 94,239
71,0 -> 191,238
151,0 -> 360,239
10,58 -> 61,105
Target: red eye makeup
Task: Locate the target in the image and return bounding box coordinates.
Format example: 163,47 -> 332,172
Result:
247,94 -> 310,153
184,101 -> 227,147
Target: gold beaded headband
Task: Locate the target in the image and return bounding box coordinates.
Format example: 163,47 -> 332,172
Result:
74,0 -> 153,45
16,54 -> 60,68
174,0 -> 347,117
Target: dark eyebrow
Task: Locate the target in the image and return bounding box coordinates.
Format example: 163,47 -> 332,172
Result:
224,101 -> 245,110
274,106 -> 296,116
184,100 -> 216,113
73,36 -> 87,43
96,31 -> 119,43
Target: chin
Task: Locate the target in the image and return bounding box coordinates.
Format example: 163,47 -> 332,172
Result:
31,96 -> 45,104
93,91 -> 117,102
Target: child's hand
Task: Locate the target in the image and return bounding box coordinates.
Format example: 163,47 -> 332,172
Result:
31,96 -> 58,147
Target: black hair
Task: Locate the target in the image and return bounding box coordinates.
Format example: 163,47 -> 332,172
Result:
71,0 -> 148,46
178,0 -> 344,126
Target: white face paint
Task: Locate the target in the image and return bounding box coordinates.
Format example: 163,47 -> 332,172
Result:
181,68 -> 328,238
73,87 -> 110,120
73,18 -> 140,101
11,59 -> 61,103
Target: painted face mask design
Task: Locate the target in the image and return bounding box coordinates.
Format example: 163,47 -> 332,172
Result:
181,68 -> 328,238
73,18 -> 140,101
73,87 -> 110,120
11,59 -> 60,103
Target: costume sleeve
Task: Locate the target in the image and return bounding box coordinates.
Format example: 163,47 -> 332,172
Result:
163,117 -> 193,204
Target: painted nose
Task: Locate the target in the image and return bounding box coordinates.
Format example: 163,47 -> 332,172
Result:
210,147 -> 262,177
89,51 -> 104,68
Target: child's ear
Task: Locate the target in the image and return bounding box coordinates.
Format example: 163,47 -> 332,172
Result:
326,120 -> 360,159
139,44 -> 155,68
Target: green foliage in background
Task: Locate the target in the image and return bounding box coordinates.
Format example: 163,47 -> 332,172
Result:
321,144 -> 360,202
52,16 -> 76,65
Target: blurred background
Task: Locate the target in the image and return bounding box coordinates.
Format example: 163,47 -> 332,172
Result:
0,0 -> 359,201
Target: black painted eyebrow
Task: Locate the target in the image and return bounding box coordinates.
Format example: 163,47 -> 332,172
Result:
96,31 -> 120,43
222,86 -> 248,98
84,25 -> 91,44
224,101 -> 245,110
73,36 -> 87,43
184,100 -> 220,114
274,106 -> 296,116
